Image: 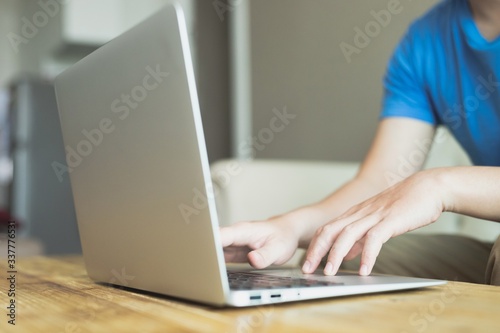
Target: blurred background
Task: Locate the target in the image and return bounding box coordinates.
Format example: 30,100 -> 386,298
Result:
2,0 -> 473,256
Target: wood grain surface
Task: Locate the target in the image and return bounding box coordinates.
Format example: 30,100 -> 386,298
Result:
0,256 -> 499,333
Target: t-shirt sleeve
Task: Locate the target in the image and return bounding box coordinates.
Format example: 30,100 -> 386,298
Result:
380,26 -> 437,125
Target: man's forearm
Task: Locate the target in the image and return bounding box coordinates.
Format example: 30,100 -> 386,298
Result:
291,165 -> 500,249
438,166 -> 500,222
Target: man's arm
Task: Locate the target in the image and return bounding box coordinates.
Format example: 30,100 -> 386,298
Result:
221,117 -> 436,269
293,117 -> 436,248
302,149 -> 500,278
440,166 -> 500,221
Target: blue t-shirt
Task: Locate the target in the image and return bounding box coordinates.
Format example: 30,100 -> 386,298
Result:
381,0 -> 500,166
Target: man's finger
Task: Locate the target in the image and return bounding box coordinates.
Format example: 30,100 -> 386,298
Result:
302,224 -> 340,273
359,225 -> 391,275
248,241 -> 287,269
344,240 -> 363,261
220,222 -> 260,247
324,215 -> 380,275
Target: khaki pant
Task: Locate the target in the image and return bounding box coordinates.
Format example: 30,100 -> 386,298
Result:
339,234 -> 500,286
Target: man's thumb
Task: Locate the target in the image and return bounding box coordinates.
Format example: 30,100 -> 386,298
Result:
248,243 -> 284,269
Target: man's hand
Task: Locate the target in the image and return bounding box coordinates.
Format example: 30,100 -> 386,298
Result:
220,217 -> 301,269
302,170 -> 446,276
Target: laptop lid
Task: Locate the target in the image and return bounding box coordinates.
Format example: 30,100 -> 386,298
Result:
55,4 -> 229,306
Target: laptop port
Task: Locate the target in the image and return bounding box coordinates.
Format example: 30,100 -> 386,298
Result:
249,295 -> 261,300
270,294 -> 281,299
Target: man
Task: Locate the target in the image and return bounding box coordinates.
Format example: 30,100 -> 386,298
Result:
221,0 -> 500,285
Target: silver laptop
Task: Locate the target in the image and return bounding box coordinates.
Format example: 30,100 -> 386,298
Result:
55,4 -> 445,307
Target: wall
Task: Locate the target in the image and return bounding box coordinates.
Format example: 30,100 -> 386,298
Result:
194,0 -> 231,162
247,0 -> 439,162
0,0 -> 21,86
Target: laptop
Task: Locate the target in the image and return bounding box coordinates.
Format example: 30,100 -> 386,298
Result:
55,4 -> 445,307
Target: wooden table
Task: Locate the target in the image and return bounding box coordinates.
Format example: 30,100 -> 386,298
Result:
1,256 -> 499,333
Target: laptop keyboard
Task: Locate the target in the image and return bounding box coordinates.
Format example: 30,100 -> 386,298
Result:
228,271 -> 343,290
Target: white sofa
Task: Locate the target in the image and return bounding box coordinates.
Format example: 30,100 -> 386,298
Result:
211,128 -> 500,243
